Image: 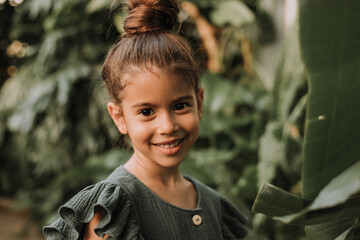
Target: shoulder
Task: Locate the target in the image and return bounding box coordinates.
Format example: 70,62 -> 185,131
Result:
185,175 -> 249,239
43,166 -> 142,240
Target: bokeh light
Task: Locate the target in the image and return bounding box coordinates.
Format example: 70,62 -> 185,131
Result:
0,0 -> 24,8
7,65 -> 17,76
6,40 -> 28,58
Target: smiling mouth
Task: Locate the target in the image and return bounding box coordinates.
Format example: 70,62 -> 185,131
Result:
155,139 -> 183,149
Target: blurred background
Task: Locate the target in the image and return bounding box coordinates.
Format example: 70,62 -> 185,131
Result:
0,0 -> 307,239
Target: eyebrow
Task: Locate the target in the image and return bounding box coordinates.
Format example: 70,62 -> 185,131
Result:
131,95 -> 195,108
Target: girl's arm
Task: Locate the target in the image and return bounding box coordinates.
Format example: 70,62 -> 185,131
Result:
83,207 -> 110,240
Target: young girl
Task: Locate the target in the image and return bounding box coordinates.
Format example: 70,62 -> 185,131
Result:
43,0 -> 248,239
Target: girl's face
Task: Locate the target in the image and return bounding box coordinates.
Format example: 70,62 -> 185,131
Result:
108,68 -> 203,170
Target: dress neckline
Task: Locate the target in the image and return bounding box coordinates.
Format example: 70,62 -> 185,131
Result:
119,165 -> 202,211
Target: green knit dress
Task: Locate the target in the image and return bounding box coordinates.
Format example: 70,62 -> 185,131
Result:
43,166 -> 248,239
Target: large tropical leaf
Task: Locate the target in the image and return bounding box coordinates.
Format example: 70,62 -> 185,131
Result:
300,0 -> 360,233
253,0 -> 360,238
300,0 -> 360,199
253,160 -> 360,226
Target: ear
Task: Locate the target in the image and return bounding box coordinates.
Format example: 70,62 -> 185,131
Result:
107,102 -> 128,135
197,88 -> 204,120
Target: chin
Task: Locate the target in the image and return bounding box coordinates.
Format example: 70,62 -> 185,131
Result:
156,156 -> 184,169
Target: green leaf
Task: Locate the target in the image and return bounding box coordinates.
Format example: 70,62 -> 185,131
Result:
253,184 -> 360,226
308,160 -> 360,210
210,1 -> 255,27
201,72 -> 232,115
113,10 -> 129,34
300,0 -> 360,199
305,220 -> 355,240
274,195 -> 360,226
7,80 -> 56,133
254,161 -> 360,226
257,122 -> 285,187
335,226 -> 353,240
252,183 -> 310,218
86,0 -> 110,13
273,23 -> 306,123
25,0 -> 53,19
253,0 -> 360,236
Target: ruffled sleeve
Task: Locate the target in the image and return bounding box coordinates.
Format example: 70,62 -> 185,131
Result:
220,196 -> 248,239
43,180 -> 143,240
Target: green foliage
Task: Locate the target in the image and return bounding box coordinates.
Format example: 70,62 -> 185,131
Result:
0,0 -> 121,215
253,0 -> 360,239
257,23 -> 306,190
300,0 -> 360,200
250,17 -> 307,240
210,1 -> 255,27
254,163 -> 360,226
301,1 -> 360,237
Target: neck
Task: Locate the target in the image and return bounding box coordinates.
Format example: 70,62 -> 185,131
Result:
124,153 -> 198,210
124,153 -> 183,187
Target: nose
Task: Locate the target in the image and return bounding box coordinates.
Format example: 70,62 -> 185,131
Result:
157,111 -> 178,135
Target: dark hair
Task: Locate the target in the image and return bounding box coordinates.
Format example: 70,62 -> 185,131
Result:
102,0 -> 200,103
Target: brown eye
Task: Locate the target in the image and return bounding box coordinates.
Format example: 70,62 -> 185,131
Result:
140,108 -> 154,116
174,103 -> 188,111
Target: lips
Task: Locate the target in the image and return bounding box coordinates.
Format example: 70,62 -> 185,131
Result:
153,138 -> 184,155
155,139 -> 182,148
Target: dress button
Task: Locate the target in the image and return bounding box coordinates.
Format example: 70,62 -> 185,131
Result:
192,214 -> 202,226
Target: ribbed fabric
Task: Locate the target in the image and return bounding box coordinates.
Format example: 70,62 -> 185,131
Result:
43,166 -> 248,240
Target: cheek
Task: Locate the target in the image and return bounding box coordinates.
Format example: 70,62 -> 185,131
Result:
125,120 -> 152,142
184,115 -> 200,137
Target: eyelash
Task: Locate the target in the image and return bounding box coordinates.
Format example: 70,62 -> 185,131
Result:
174,102 -> 189,111
138,108 -> 154,116
138,103 -> 190,117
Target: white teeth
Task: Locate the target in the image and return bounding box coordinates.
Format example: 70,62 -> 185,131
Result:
157,140 -> 181,148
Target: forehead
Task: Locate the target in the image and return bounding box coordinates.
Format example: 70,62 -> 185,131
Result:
121,68 -> 195,104
123,67 -> 192,90
122,64 -> 195,85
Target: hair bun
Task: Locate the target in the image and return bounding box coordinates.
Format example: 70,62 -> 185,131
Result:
124,0 -> 179,35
